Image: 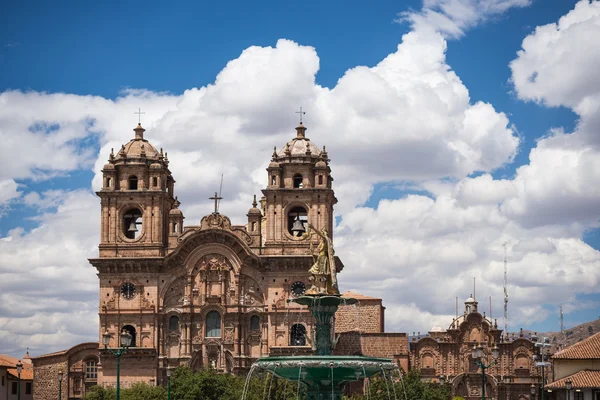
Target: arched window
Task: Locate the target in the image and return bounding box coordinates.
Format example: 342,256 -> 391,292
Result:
169,315 -> 179,331
293,174 -> 303,188
173,222 -> 178,233
128,175 -> 138,190
85,358 -> 98,380
318,175 -> 323,185
153,177 -> 158,187
206,311 -> 221,337
271,175 -> 276,186
287,206 -> 307,236
123,208 -> 142,239
290,324 -> 306,346
122,325 -> 137,347
105,177 -> 111,188
250,315 -> 260,331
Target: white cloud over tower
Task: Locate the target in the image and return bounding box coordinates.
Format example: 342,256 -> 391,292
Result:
0,0 -> 599,355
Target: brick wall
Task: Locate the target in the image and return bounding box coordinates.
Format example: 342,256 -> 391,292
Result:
334,332 -> 409,372
336,300 -> 383,333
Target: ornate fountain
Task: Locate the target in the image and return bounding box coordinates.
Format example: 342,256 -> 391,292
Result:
249,225 -> 398,400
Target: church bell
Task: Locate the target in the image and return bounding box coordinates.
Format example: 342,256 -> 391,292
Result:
128,220 -> 138,232
291,217 -> 305,236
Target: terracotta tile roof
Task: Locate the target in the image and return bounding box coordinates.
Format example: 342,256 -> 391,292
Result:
0,354 -> 19,366
342,291 -> 381,301
546,370 -> 600,389
7,367 -> 33,380
553,332 -> 600,359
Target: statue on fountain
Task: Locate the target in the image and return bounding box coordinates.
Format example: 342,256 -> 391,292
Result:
305,224 -> 339,295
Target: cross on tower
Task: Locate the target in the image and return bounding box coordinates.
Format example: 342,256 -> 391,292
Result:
209,192 -> 223,214
295,106 -> 306,123
134,107 -> 145,124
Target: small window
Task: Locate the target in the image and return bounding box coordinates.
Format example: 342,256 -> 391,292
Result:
153,177 -> 158,187
173,223 -> 178,233
128,175 -> 138,190
251,222 -> 257,232
123,208 -> 142,239
26,382 -> 32,394
12,382 -> 17,394
206,311 -> 221,337
575,393 -> 584,400
85,359 -> 98,379
271,175 -> 276,186
293,174 -> 303,188
318,175 -> 323,185
290,324 -> 306,346
106,177 -> 112,188
169,315 -> 179,330
250,315 -> 260,331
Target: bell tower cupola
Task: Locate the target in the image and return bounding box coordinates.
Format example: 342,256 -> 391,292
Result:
261,120 -> 337,255
97,123 -> 177,257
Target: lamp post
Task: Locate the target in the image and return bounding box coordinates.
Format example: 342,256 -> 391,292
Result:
102,330 -> 132,400
532,335 -> 552,400
531,384 -> 536,400
16,360 -> 23,400
473,343 -> 500,400
166,368 -> 172,400
565,379 -> 572,400
58,370 -> 63,400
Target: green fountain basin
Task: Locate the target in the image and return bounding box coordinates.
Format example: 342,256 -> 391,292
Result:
254,355 -> 397,387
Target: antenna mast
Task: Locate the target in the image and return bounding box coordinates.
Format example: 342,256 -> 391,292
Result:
217,173 -> 224,212
560,305 -> 565,348
503,242 -> 509,337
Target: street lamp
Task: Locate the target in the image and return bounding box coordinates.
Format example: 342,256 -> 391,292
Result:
58,370 -> 63,400
166,368 -> 172,400
102,330 -> 133,400
533,336 -> 552,400
472,343 -> 499,400
565,379 -> 572,400
531,384 -> 536,400
16,360 -> 23,400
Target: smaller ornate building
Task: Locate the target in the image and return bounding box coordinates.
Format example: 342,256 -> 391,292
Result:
410,296 -> 541,400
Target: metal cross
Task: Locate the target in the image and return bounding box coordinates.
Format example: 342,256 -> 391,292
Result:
295,106 -> 306,123
209,192 -> 223,214
134,107 -> 145,124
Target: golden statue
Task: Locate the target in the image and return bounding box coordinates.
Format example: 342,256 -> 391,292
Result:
305,224 -> 339,295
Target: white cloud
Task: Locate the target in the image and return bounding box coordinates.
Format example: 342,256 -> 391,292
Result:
401,0 -> 532,39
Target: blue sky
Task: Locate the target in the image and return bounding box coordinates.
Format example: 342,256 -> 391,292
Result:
1,0 -> 600,356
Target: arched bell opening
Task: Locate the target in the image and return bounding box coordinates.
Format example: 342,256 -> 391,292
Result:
287,206 -> 307,237
123,208 -> 142,239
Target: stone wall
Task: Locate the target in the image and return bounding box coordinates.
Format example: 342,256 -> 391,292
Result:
336,300 -> 384,334
32,355 -> 68,400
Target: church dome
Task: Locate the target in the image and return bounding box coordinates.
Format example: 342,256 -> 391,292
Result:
103,163 -> 115,170
119,124 -> 159,159
268,161 -> 280,168
277,123 -> 321,158
150,162 -> 163,169
315,160 -> 327,168
465,296 -> 476,303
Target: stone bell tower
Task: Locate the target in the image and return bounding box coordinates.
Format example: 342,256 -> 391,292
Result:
261,122 -> 337,255
97,123 -> 178,257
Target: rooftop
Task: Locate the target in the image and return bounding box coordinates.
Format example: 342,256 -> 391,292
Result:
553,332 -> 600,359
546,370 -> 600,390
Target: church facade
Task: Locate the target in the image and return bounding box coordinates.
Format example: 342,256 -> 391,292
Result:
88,121 -> 343,389
410,296 -> 542,400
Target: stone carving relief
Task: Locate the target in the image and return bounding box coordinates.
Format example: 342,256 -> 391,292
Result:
223,325 -> 235,344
